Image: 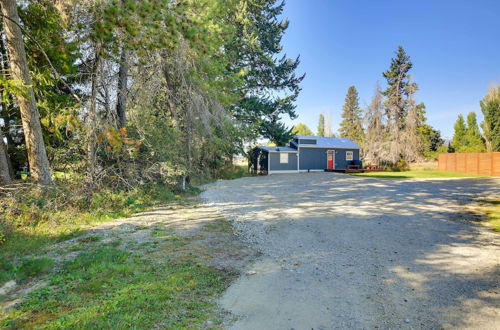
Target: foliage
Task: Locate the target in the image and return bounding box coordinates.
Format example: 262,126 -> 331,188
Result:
452,114 -> 467,152
363,47 -> 436,165
418,124 -> 444,157
480,84 -> 500,151
0,181 -> 186,260
339,86 -> 364,144
451,112 -> 486,152
292,122 -> 314,136
228,0 -> 304,145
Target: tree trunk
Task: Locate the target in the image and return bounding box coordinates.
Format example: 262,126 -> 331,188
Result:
87,49 -> 100,180
1,0 -> 51,184
116,47 -> 128,127
0,127 -> 11,184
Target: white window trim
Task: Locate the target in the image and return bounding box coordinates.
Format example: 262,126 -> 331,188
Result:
280,153 -> 289,164
346,151 -> 354,161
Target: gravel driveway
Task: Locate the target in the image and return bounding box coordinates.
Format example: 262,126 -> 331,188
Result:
202,173 -> 500,330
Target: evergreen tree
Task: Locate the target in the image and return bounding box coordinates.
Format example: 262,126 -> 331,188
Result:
292,123 -> 314,136
317,113 -> 325,136
339,86 -> 364,144
464,112 -> 485,152
382,46 -> 413,126
381,46 -> 418,163
228,0 -> 304,145
452,114 -> 467,152
480,84 -> 500,151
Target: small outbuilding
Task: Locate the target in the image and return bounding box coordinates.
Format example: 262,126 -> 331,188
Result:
250,135 -> 362,174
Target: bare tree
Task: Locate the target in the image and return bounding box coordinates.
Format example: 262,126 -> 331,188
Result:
402,83 -> 422,162
1,0 -> 51,183
363,85 -> 385,165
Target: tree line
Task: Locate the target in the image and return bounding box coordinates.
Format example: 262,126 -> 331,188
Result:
293,46 -> 500,166
449,85 -> 500,153
0,0 -> 304,187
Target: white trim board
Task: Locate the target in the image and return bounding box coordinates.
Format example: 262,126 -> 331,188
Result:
269,170 -> 300,174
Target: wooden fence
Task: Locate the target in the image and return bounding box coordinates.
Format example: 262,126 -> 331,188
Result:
438,152 -> 500,176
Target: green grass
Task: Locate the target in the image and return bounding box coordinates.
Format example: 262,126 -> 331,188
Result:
218,164 -> 252,180
350,170 -> 485,179
0,246 -> 234,329
476,198 -> 500,232
0,258 -> 54,285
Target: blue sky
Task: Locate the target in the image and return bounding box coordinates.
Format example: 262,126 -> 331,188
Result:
280,0 -> 500,138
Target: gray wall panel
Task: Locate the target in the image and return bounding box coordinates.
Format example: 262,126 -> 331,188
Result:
269,152 -> 298,171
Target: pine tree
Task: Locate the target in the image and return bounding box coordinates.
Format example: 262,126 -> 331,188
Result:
317,114 -> 325,136
452,114 -> 467,152
464,112 -> 485,152
480,84 -> 500,151
339,86 -> 364,144
229,0 -> 304,145
381,46 -> 415,163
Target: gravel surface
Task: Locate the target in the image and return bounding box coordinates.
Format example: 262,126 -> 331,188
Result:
201,173 -> 500,330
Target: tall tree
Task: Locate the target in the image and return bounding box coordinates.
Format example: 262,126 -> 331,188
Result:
229,0 -> 304,145
381,46 -> 419,163
401,82 -> 422,162
363,85 -> 385,165
1,0 -> 51,183
317,113 -> 325,136
338,86 -> 364,144
292,122 -> 313,136
464,112 -> 485,152
451,114 -> 467,152
480,84 -> 500,151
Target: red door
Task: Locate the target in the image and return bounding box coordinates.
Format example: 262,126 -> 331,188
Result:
327,150 -> 335,169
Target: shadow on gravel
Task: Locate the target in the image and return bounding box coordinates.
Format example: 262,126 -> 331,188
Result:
209,174 -> 500,328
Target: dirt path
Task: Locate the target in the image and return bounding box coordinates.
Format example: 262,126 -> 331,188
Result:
202,173 -> 500,329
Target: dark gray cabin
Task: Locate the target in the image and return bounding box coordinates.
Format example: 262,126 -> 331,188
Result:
251,136 -> 362,174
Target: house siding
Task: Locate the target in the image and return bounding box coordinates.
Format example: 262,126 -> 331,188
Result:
299,148 -> 359,170
269,152 -> 298,171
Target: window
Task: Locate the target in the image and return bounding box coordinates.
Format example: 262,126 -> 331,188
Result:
346,151 -> 353,161
280,153 -> 289,163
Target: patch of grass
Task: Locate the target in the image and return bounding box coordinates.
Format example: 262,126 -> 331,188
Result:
0,246 -> 234,329
350,170 -> 484,179
218,164 -> 252,180
0,258 -> 54,285
78,235 -> 101,243
204,219 -> 233,233
0,183 -> 200,284
476,198 -> 500,232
